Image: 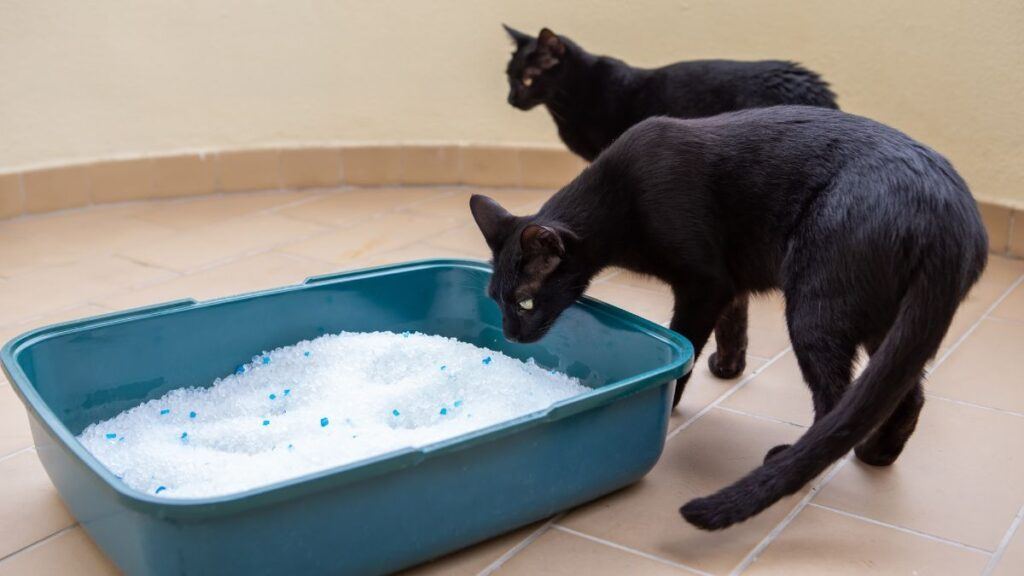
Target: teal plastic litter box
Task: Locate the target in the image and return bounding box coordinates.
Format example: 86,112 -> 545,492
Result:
1,259 -> 693,576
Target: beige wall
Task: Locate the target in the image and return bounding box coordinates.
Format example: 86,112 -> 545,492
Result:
1,1 -> 1021,205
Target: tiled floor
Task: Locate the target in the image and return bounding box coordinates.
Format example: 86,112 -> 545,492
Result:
0,186 -> 1022,575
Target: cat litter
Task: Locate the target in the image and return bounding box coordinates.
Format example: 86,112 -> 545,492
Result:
77,331 -> 587,499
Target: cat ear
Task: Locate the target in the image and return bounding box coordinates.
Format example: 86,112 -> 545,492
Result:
503,24 -> 532,48
520,224 -> 574,277
536,28 -> 565,68
471,195 -> 516,249
521,224 -> 567,257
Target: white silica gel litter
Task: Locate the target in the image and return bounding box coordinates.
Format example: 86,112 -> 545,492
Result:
77,331 -> 587,499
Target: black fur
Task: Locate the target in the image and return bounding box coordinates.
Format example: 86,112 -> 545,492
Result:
503,25 -> 838,161
469,106 -> 987,531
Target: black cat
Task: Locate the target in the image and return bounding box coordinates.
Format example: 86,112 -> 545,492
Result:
503,25 -> 838,161
469,106 -> 987,530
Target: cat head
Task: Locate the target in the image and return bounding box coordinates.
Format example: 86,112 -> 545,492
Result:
470,194 -> 589,343
502,25 -> 568,110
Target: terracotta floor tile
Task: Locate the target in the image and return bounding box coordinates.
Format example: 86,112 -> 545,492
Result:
96,252 -> 338,311
928,318 -> 1024,413
0,257 -> 173,324
0,386 -> 32,458
0,527 -> 119,576
0,212 -> 173,278
0,451 -> 74,558
129,191 -> 312,230
991,278 -> 1024,323
747,505 -> 988,575
745,294 -> 791,359
399,522 -> 542,576
602,270 -> 668,292
560,409 -> 810,574
425,225 -> 491,259
277,188 -> 452,227
117,213 -> 325,272
585,283 -> 674,325
993,513 -> 1024,576
669,343 -> 769,427
815,397 -> 1024,550
405,189 -> 552,220
282,213 -> 454,265
345,243 -> 482,271
942,255 -> 1024,349
497,527 -> 685,575
721,351 -> 814,426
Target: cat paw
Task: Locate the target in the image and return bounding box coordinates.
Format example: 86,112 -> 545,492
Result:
708,352 -> 746,379
680,496 -> 731,531
764,444 -> 790,464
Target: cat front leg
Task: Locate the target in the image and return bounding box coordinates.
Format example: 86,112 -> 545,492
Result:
708,293 -> 749,379
669,287 -> 733,408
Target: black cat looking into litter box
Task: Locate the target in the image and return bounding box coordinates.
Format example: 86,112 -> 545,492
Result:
470,105 -> 987,530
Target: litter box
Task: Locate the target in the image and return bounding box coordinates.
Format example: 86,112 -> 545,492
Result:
1,259 -> 693,576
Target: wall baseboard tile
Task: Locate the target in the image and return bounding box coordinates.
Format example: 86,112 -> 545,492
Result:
0,144 -> 1019,259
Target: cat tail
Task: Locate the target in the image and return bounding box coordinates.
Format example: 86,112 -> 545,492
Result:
679,258 -> 962,531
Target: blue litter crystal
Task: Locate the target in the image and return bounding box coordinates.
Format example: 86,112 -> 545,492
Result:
262,419 -> 270,426
392,409 -> 400,417
440,365 -> 446,371
269,393 -> 277,400
303,351 -> 310,357
235,365 -> 245,375
482,356 -> 492,365
284,389 -> 291,396
159,408 -> 170,415
180,432 -> 188,441
189,411 -> 197,419
454,400 -> 463,407
320,417 -> 329,427
261,356 -> 270,365
440,407 -> 448,415
287,444 -> 294,450
105,433 -> 117,439
155,486 -> 167,494
402,331 -> 410,338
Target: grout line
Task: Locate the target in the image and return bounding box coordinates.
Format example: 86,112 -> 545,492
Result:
714,405 -> 808,429
929,272 -> 1024,372
984,503 -> 1024,575
808,503 -> 993,556
984,313 -> 1024,326
0,523 -> 78,565
729,454 -> 853,575
0,445 -> 34,464
667,346 -> 792,441
926,393 -> 1024,419
551,525 -> 714,576
477,513 -> 563,576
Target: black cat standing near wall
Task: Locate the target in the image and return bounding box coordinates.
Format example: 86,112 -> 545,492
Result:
469,106 -> 987,530
503,25 -> 838,161
504,25 -> 838,384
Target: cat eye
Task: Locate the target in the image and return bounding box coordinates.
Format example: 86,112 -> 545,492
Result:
522,77 -> 534,87
518,298 -> 534,310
